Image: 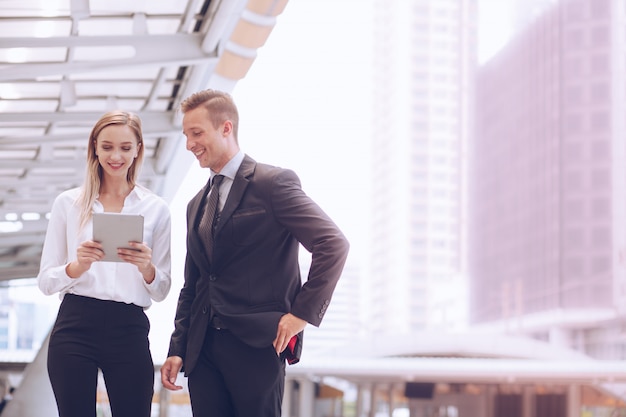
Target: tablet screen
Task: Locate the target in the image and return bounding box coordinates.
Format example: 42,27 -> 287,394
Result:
92,213 -> 144,262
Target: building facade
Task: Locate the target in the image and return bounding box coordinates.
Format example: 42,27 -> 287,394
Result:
471,0 -> 626,359
368,0 -> 476,335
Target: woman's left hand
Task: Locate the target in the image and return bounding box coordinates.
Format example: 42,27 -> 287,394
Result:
118,241 -> 155,283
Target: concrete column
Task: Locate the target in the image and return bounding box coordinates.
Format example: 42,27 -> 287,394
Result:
408,400 -> 417,417
158,385 -> 170,417
522,386 -> 533,417
368,383 -> 377,417
388,383 -> 395,417
328,397 -> 336,417
282,378 -> 293,417
568,385 -> 580,417
356,384 -> 365,417
485,385 -> 497,417
298,378 -> 316,417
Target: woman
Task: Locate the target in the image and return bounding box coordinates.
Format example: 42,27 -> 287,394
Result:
37,110 -> 172,417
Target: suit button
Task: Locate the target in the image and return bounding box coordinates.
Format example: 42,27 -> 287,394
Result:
209,274 -> 216,281
202,306 -> 208,314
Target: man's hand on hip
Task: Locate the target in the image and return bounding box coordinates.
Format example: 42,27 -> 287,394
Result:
273,313 -> 307,355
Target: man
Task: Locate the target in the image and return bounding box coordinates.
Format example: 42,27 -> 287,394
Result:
160,89 -> 350,416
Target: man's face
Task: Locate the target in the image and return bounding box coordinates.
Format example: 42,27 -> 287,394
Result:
182,106 -> 225,170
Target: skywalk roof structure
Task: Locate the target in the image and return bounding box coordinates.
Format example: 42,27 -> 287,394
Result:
0,0 -> 288,281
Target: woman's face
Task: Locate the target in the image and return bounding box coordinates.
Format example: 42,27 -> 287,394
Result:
94,124 -> 141,180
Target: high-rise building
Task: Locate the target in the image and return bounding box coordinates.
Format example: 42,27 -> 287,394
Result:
368,0 -> 477,335
471,0 -> 626,359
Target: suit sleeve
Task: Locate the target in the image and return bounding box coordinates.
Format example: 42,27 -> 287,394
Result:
270,169 -> 350,326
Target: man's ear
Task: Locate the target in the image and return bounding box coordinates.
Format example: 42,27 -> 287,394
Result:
223,120 -> 233,136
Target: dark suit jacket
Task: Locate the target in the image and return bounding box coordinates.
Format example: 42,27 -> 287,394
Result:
167,155 -> 349,375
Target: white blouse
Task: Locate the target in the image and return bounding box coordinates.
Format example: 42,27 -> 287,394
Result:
37,185 -> 172,308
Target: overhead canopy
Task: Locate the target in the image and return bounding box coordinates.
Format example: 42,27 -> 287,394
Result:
0,0 -> 289,281
287,356 -> 626,385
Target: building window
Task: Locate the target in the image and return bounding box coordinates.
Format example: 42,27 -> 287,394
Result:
591,257 -> 610,274
590,0 -> 610,18
591,25 -> 609,47
565,85 -> 582,103
591,168 -> 609,185
564,141 -> 582,161
565,113 -> 582,133
591,83 -> 609,102
591,54 -> 609,76
591,140 -> 610,160
564,257 -> 584,277
591,198 -> 610,216
566,0 -> 585,21
565,199 -> 584,217
565,29 -> 584,49
590,111 -> 609,132
564,57 -> 582,79
565,170 -> 583,190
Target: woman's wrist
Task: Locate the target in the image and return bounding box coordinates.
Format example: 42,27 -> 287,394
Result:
65,261 -> 85,279
141,264 -> 156,284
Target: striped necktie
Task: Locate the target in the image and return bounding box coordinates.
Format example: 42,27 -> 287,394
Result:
199,174 -> 224,257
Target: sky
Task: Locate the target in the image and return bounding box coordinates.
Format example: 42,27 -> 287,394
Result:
478,0 -> 516,63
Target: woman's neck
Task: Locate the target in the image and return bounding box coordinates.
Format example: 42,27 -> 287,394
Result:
99,178 -> 133,212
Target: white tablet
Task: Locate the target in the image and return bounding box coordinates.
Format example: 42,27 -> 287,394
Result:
92,213 -> 144,262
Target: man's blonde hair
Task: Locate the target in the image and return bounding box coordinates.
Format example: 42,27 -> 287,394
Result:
180,89 -> 239,141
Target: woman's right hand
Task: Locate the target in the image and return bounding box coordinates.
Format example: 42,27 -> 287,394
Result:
66,240 -> 104,278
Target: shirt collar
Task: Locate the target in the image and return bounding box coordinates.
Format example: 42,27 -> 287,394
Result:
127,185 -> 148,202
211,150 -> 244,181
95,184 -> 147,203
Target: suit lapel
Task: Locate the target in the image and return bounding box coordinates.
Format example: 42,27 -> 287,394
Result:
214,155 -> 255,237
188,180 -> 211,269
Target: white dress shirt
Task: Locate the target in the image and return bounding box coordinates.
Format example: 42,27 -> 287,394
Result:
37,185 -> 172,308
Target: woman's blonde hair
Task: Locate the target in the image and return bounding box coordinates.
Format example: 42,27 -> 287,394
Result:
77,110 -> 144,229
